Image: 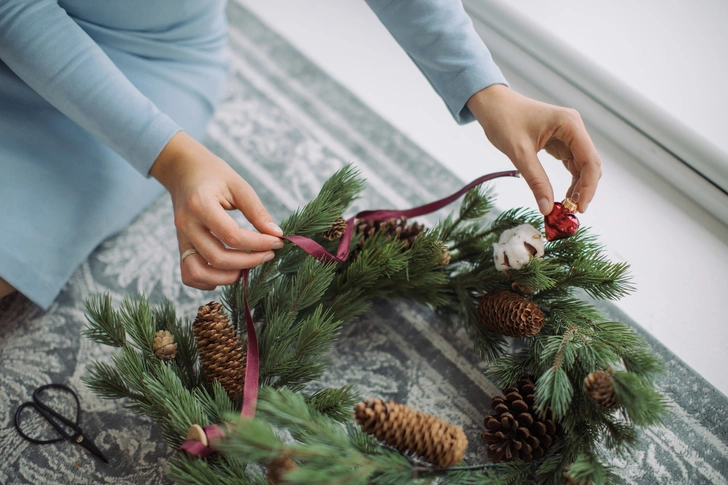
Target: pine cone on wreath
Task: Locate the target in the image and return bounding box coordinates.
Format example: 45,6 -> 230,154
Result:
153,330 -> 177,360
354,398 -> 468,467
477,290 -> 544,337
321,216 -> 348,240
355,216 -> 425,250
193,302 -> 246,399
436,241 -> 452,266
584,371 -> 618,409
481,378 -> 559,463
267,455 -> 297,485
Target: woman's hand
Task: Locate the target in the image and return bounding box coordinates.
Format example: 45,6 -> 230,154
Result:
466,84 -> 602,215
150,132 -> 283,291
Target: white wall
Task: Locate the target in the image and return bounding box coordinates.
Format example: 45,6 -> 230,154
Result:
237,0 -> 728,396
507,0 -> 728,157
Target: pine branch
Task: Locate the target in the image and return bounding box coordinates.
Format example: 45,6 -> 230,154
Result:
82,361 -> 142,401
563,451 -> 619,485
305,385 -> 359,423
83,294 -> 126,347
611,371 -> 668,427
118,294 -> 157,353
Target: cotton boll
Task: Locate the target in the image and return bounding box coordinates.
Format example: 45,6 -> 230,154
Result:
493,224 -> 545,271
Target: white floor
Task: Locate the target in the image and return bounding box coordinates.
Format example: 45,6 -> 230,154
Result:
238,0 -> 728,396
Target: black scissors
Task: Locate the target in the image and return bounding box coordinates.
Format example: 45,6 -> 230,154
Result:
14,383 -> 109,463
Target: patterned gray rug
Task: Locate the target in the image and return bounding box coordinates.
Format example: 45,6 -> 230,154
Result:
1,2 -> 727,483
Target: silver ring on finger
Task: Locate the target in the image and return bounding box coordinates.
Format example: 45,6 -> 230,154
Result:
181,248 -> 198,263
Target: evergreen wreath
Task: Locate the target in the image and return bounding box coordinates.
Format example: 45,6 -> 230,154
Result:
83,166 -> 666,484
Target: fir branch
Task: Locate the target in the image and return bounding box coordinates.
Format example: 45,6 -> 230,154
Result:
611,371 -> 668,427
551,255 -> 634,301
118,294 -> 157,353
153,301 -> 201,390
563,451 -> 619,485
535,366 -> 574,420
305,385 -> 359,423
82,361 -> 142,402
83,294 -> 126,347
487,351 -> 532,389
195,381 -> 237,425
141,364 -> 210,448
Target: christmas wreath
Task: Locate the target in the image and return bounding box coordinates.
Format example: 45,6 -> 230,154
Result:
83,166 -> 666,484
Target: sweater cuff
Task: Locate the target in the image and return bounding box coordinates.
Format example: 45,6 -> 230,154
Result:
127,112 -> 182,177
447,65 -> 509,125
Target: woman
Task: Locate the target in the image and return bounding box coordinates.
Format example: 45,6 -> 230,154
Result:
0,0 -> 601,309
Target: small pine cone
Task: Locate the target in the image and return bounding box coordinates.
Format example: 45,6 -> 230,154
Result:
193,302 -> 246,399
481,378 -> 559,463
153,330 -> 177,360
267,455 -> 297,485
584,371 -> 618,409
354,399 -> 467,467
321,216 -> 348,240
478,290 -> 544,337
355,216 -> 425,250
437,242 -> 451,266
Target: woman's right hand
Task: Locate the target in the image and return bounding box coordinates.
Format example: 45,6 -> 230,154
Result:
150,132 -> 283,291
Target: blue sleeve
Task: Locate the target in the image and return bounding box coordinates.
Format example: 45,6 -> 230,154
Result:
0,0 -> 181,176
365,0 -> 508,124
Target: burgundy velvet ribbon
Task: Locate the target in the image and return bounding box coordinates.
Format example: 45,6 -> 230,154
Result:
180,170 -> 519,456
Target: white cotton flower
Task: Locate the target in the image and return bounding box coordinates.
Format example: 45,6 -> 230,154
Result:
493,224 -> 545,271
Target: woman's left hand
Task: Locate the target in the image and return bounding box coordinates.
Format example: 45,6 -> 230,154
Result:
466,84 -> 602,215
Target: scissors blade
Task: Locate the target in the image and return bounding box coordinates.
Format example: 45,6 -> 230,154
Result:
73,433 -> 109,464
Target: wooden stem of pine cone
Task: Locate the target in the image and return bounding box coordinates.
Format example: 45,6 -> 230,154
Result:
181,171 -> 520,458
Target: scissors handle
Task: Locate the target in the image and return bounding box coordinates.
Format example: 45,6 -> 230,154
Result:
33,384 -> 82,432
14,384 -> 82,444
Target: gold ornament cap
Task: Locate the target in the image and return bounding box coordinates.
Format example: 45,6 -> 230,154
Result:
562,198 -> 578,212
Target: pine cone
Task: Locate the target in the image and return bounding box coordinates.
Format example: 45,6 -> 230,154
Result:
267,455 -> 297,484
153,330 -> 177,360
355,216 -> 425,250
584,371 -> 618,409
354,399 -> 467,467
481,378 -> 559,463
193,302 -> 246,399
437,241 -> 451,266
321,216 -> 348,240
477,290 -> 544,337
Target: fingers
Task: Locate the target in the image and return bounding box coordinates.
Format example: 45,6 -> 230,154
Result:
186,223 -> 275,270
230,178 -> 284,237
554,109 -> 602,212
180,192 -> 282,251
510,145 -> 555,215
178,233 -> 242,290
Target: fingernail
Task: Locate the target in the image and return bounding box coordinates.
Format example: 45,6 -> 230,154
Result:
580,201 -> 589,213
538,197 -> 551,215
267,222 -> 283,236
263,252 -> 275,262
271,240 -> 284,249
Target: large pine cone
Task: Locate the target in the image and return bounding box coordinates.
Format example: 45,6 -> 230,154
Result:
193,302 -> 246,399
478,290 -> 544,337
584,371 -> 618,409
153,330 -> 177,361
355,216 -> 425,250
354,399 -> 468,467
321,216 -> 348,240
481,378 -> 559,463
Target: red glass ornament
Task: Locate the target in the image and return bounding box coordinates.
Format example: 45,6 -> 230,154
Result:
544,199 -> 580,241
